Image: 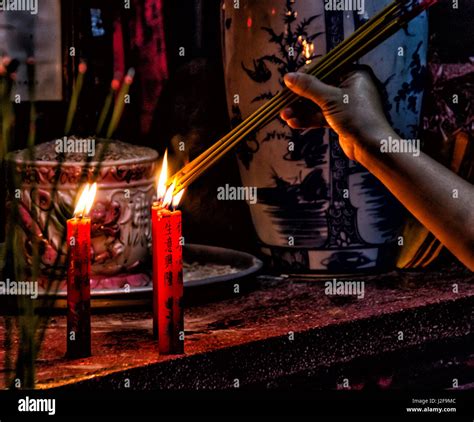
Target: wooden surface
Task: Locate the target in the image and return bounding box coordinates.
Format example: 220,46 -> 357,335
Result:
1,265 -> 473,390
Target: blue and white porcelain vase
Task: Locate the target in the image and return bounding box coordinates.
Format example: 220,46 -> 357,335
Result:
221,0 -> 428,273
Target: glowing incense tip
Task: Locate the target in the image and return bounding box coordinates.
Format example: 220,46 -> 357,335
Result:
78,61 -> 88,74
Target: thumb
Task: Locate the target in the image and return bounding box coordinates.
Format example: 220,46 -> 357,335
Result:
284,72 -> 339,108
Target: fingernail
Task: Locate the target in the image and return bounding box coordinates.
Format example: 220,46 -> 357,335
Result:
284,73 -> 297,87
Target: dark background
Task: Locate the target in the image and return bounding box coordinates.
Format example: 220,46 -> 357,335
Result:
3,0 -> 473,258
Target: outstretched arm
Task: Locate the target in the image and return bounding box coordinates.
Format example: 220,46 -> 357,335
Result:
281,71 -> 474,270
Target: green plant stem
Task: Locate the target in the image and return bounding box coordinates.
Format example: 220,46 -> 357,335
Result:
64,69 -> 85,136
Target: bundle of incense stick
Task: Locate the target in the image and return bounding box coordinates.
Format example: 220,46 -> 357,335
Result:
169,0 -> 438,194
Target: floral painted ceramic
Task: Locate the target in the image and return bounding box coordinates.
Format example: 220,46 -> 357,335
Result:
222,0 -> 428,273
7,139 -> 158,291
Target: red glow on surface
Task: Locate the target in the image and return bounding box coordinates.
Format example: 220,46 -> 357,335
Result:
271,8 -> 276,15
247,17 -> 252,28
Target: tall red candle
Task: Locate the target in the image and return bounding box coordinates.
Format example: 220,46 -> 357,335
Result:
152,151 -> 184,354
151,203 -> 165,339
66,183 -> 96,359
152,205 -> 184,354
171,210 -> 184,354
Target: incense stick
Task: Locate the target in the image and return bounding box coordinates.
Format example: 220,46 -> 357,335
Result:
171,1 -> 402,190
170,0 -> 437,194
65,62 -> 87,135
105,68 -> 135,139
96,77 -> 121,136
27,57 -> 36,148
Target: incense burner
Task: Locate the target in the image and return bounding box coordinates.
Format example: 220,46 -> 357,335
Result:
222,0 -> 428,272
7,138 -> 158,291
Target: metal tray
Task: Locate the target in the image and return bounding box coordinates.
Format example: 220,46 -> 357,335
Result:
37,244 -> 262,307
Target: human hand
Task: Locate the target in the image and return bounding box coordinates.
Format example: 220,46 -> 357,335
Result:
280,69 -> 392,162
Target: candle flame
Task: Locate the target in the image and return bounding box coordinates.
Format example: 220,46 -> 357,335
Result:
172,189 -> 185,208
155,152 -> 185,209
162,180 -> 176,209
156,150 -> 168,201
74,183 -> 97,217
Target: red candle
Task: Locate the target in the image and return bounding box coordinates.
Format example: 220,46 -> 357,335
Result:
171,205 -> 184,354
152,152 -> 185,354
66,183 -> 97,359
151,203 -> 166,339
